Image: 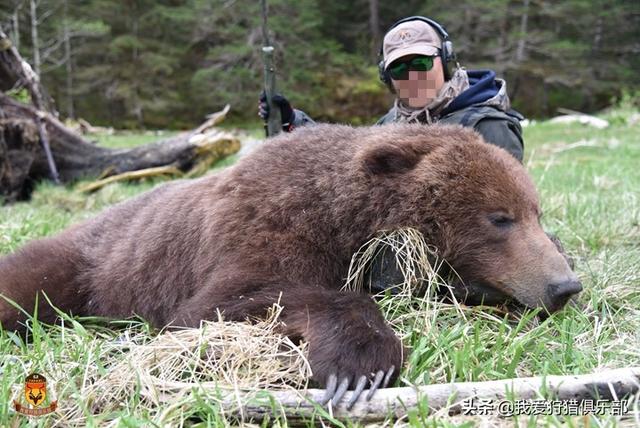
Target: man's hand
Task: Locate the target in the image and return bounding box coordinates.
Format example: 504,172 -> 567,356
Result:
258,91 -> 296,131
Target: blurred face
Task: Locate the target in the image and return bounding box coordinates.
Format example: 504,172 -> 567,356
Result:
390,55 -> 445,108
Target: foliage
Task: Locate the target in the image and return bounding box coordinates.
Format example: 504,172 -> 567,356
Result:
0,0 -> 639,128
5,87 -> 30,103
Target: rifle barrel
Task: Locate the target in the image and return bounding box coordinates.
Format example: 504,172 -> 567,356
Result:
260,0 -> 282,137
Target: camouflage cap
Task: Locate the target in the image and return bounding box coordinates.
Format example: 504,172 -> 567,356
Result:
383,20 -> 441,70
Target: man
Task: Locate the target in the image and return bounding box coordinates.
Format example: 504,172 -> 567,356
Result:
259,16 -> 525,162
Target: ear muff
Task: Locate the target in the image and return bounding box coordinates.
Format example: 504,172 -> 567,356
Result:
378,16 -> 457,86
378,58 -> 394,92
441,39 -> 456,79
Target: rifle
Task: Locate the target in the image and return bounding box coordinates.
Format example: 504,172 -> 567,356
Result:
260,0 -> 282,137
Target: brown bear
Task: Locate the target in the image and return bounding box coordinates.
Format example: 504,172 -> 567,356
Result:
0,123 -> 581,403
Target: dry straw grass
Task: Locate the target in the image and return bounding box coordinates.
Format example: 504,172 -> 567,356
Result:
54,307 -> 311,425
343,228 -> 471,332
343,227 -> 444,295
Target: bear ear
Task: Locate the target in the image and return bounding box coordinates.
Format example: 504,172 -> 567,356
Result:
360,143 -> 421,176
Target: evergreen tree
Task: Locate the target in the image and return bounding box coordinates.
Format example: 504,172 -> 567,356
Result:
1,0 -> 637,127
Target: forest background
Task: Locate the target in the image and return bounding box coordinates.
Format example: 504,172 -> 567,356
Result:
1,0 -> 639,129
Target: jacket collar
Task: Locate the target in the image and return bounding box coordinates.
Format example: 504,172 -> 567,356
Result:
441,69 -> 511,116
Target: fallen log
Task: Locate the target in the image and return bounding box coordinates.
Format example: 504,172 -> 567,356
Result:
1,26 -> 59,182
1,28 -> 240,202
0,94 -> 240,202
550,108 -> 610,129
222,367 -> 640,423
0,27 -> 54,111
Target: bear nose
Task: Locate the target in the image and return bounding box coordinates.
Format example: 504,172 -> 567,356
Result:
547,280 -> 583,301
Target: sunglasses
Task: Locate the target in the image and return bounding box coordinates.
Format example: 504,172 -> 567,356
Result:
387,56 -> 436,80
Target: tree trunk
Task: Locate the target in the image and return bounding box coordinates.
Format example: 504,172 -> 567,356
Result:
30,0 -> 40,77
368,0 -> 380,61
515,0 -> 530,63
63,0 -> 75,119
0,94 -> 240,203
11,8 -> 20,52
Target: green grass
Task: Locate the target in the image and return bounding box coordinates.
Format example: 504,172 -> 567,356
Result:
1,113 -> 639,426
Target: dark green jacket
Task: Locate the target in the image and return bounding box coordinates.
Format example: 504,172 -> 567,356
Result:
374,105 -> 525,162
294,105 -> 524,162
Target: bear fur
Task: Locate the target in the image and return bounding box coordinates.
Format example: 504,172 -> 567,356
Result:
0,123 -> 580,389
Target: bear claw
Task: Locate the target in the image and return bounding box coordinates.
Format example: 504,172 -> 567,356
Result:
346,375 -> 368,409
320,374 -> 337,405
320,366 -> 396,408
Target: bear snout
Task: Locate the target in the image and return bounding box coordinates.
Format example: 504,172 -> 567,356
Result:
546,279 -> 583,309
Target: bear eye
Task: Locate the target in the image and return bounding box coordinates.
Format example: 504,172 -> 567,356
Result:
488,213 -> 514,228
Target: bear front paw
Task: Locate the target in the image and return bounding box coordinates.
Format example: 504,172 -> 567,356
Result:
303,300 -> 404,408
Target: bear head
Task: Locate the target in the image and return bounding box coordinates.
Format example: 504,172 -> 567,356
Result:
358,124 -> 582,314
